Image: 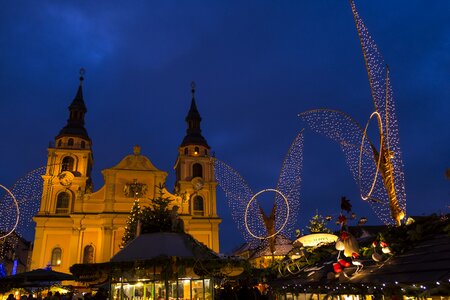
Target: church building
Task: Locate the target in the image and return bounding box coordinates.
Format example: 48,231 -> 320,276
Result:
30,74 -> 221,274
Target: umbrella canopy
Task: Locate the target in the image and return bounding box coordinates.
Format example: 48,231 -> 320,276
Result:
0,268 -> 74,289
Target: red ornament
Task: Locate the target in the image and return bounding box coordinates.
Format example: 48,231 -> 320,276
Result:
352,252 -> 360,259
380,241 -> 388,248
372,241 -> 378,247
333,263 -> 343,273
338,259 -> 351,268
341,231 -> 349,240
338,215 -> 347,225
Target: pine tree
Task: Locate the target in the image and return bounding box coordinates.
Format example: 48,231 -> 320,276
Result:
140,185 -> 172,234
307,213 -> 331,234
121,185 -> 175,247
121,199 -> 141,246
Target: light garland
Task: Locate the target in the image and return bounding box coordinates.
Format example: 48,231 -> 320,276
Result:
297,1 -> 407,226
358,111 -> 383,201
213,131 -> 304,242
350,0 -> 406,223
244,189 -> 289,240
0,166 -> 45,241
0,184 -> 19,240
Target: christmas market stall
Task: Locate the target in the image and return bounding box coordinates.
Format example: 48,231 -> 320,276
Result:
269,215 -> 450,299
70,232 -> 248,300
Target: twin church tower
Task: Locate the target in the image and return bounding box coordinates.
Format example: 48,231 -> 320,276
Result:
30,74 -> 221,273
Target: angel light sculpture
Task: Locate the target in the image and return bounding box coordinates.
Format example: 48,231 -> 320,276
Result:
299,1 -> 406,226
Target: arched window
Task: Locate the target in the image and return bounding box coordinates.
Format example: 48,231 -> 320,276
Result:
57,140 -> 62,147
193,163 -> 203,178
194,147 -> 199,155
61,156 -> 74,172
68,138 -> 74,146
51,247 -> 62,266
184,148 -> 188,155
83,245 -> 95,264
81,141 -> 85,149
193,196 -> 204,216
56,192 -> 70,214
204,149 -> 208,155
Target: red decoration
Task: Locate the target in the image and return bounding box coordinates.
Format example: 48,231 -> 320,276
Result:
340,231 -> 349,240
333,263 -> 343,273
338,259 -> 351,268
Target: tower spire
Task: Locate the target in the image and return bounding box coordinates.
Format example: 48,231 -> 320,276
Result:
55,68 -> 90,142
180,81 -> 209,148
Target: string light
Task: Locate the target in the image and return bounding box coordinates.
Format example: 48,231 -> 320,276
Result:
0,166 -> 45,241
350,0 -> 407,223
298,2 -> 407,226
213,131 -> 304,242
0,184 -> 19,240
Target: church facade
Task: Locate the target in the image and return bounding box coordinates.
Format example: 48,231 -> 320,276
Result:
30,76 -> 221,274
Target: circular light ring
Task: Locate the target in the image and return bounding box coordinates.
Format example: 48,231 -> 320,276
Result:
358,111 -> 383,201
0,184 -> 20,240
244,188 -> 289,240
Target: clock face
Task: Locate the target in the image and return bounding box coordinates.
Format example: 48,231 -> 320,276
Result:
58,171 -> 74,186
191,177 -> 204,191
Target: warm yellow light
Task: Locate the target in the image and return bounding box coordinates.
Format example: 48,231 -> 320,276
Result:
56,259 -> 61,265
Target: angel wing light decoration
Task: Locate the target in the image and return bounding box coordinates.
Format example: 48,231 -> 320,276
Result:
299,1 -> 406,226
213,131 -> 304,246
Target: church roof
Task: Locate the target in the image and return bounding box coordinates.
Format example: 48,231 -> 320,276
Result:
180,83 -> 210,149
111,232 -> 219,262
110,145 -> 162,171
56,71 -> 90,140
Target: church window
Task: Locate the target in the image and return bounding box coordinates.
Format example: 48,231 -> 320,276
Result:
51,247 -> 62,266
193,196 -> 204,216
68,138 -> 74,146
81,141 -> 85,149
83,245 -> 95,264
194,147 -> 199,155
56,192 -> 70,214
205,149 -> 208,155
61,156 -> 74,172
193,163 -> 203,178
184,148 -> 188,155
57,140 -> 62,147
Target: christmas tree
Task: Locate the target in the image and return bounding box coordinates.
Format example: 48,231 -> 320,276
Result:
306,213 -> 331,234
140,186 -> 172,234
121,185 -> 174,246
121,199 -> 141,246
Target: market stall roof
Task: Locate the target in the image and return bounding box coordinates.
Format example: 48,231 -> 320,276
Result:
0,268 -> 74,291
111,232 -> 219,262
349,233 -> 450,284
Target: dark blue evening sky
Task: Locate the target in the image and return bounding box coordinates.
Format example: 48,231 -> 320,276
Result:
0,1 -> 449,253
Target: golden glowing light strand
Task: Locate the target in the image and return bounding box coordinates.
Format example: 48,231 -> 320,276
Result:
359,111 -> 383,200
0,184 -> 20,240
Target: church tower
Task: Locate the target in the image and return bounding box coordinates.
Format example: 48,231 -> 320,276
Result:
31,70 -> 93,270
174,83 -> 221,252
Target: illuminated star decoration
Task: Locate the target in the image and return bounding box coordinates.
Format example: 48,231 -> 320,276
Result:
298,1 -> 406,226
0,166 -> 45,241
214,131 -> 304,243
